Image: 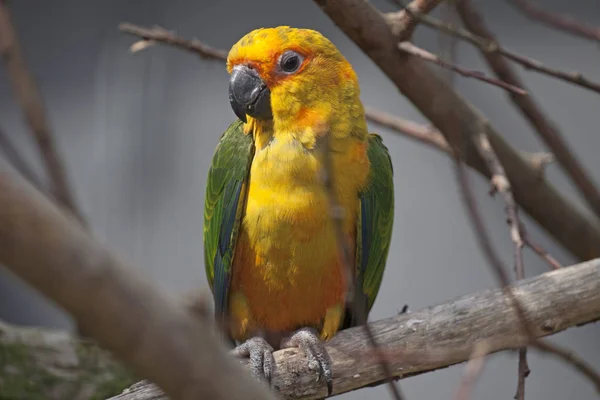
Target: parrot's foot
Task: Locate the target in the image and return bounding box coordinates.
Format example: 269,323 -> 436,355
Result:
231,337 -> 275,385
281,327 -> 333,396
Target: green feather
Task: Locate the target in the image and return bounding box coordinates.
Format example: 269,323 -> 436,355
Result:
203,120 -> 254,319
351,133 -> 394,325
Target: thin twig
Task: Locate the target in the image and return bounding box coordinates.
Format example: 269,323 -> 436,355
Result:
397,42 -> 527,95
456,0 -> 600,224
385,7 -> 600,95
364,107 -> 451,154
315,123 -> 405,400
0,126 -> 45,192
522,232 -> 563,270
506,0 -> 600,43
119,23 -> 228,60
454,341 -> 491,400
0,0 -> 85,224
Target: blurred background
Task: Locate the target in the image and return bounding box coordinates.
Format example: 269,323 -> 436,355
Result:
1,0 -> 599,398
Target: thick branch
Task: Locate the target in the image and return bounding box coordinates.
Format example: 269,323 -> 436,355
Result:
313,0 -> 600,261
0,157 -> 277,400
110,259 -> 600,399
0,1 -> 84,223
456,0 -> 600,225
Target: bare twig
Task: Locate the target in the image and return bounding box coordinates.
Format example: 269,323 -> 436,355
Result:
0,0 -> 85,224
520,224 -> 563,270
119,23 -> 228,60
506,0 -> 600,43
384,7 -> 600,95
454,341 -> 491,400
397,42 -> 527,95
0,157 -> 278,400
315,124 -> 405,400
456,0 -> 600,224
365,107 -> 451,153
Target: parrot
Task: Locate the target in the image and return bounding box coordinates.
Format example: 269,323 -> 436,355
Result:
203,26 -> 394,394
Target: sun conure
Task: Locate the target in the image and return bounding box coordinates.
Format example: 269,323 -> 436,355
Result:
203,26 -> 394,394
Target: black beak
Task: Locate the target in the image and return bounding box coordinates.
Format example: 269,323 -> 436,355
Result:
228,65 -> 272,123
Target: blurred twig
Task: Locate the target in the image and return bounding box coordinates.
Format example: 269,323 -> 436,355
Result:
454,341 -> 490,400
397,41 -> 527,95
0,125 -> 45,192
315,123 -> 405,400
0,0 -> 85,224
456,0 -> 600,223
506,0 -> 600,43
385,6 -> 600,95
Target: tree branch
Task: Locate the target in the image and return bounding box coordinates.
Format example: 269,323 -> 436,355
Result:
456,0 -> 600,223
312,0 -> 600,262
0,0 -> 85,224
107,259 -> 600,399
505,0 -> 600,43
0,156 -> 278,400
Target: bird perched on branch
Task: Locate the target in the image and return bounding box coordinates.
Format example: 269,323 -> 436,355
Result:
203,26 -> 394,395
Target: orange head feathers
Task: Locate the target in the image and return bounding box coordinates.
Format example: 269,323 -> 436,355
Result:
226,26 -> 366,140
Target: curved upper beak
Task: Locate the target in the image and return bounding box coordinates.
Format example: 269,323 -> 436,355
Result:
228,65 -> 272,123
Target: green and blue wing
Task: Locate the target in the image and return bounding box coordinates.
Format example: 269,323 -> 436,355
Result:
204,120 -> 254,320
349,133 -> 394,326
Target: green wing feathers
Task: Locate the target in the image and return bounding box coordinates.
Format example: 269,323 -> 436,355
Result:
357,133 -> 395,313
203,120 -> 254,318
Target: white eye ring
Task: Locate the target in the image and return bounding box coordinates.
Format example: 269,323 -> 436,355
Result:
279,51 -> 303,74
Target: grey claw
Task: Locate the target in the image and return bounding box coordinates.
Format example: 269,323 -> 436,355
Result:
231,337 -> 275,385
282,327 -> 333,396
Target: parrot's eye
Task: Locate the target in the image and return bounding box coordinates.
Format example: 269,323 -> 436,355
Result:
278,51 -> 303,74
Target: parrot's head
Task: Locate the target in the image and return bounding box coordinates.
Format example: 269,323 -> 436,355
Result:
226,26 -> 365,140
